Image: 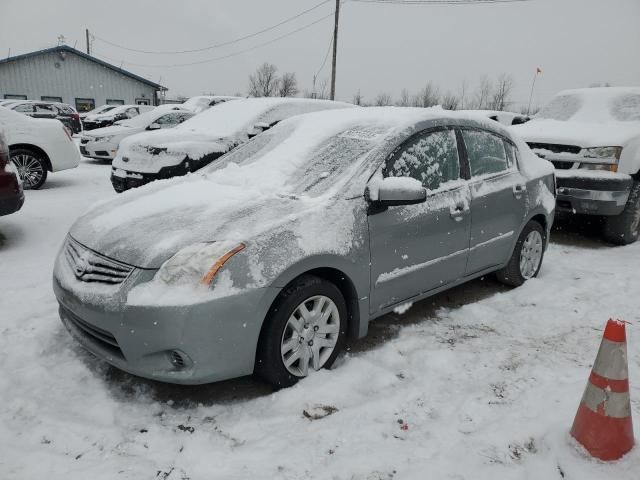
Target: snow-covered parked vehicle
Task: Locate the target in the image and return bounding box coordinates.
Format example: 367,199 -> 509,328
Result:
181,95 -> 239,113
79,106 -> 194,161
110,97 -> 354,192
0,106 -> 81,189
513,87 -> 640,244
79,104 -> 116,120
459,110 -> 530,126
54,107 -> 555,387
82,105 -> 154,131
0,130 -> 24,216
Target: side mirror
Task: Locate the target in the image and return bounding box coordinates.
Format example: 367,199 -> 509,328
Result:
147,123 -> 161,131
366,177 -> 427,206
511,115 -> 530,125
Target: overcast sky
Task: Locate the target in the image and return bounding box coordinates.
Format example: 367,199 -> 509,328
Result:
2,0 -> 639,110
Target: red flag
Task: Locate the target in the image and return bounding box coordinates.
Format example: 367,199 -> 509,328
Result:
536,67 -> 543,74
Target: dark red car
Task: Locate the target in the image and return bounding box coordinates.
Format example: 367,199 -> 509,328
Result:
0,130 -> 24,216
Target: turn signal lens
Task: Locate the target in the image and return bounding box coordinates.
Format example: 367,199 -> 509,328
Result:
201,243 -> 246,286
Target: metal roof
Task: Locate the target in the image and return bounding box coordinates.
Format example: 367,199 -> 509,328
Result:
0,45 -> 165,90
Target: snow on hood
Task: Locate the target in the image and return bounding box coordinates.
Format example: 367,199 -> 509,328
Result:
84,124 -> 134,137
114,97 -> 355,173
512,118 -> 640,148
71,107 -> 448,268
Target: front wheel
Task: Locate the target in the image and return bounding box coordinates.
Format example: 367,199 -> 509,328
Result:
255,275 -> 347,388
603,181 -> 640,245
496,220 -> 545,287
10,149 -> 48,190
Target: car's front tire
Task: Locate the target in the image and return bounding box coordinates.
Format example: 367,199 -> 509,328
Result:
256,275 -> 347,388
603,180 -> 640,245
10,148 -> 48,190
496,220 -> 546,287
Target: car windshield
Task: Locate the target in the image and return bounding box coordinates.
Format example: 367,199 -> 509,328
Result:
203,124 -> 384,197
610,93 -> 640,121
117,109 -> 164,128
537,94 -> 583,121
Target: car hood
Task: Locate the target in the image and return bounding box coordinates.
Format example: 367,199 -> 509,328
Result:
69,174 -> 335,269
512,119 -> 640,148
85,124 -> 133,137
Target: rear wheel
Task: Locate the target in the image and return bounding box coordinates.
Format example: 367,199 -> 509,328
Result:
256,275 -> 347,388
603,180 -> 640,245
10,149 -> 48,190
496,220 -> 545,287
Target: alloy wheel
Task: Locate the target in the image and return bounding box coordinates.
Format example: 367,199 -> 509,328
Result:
11,154 -> 44,189
519,230 -> 543,279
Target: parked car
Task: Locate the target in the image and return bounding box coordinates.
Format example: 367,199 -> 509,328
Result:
83,105 -> 155,131
110,97 -> 355,192
0,130 -> 24,216
79,104 -> 117,120
460,110 -> 530,126
80,106 -> 194,161
0,106 -> 81,189
513,87 -> 640,244
2,100 -> 82,134
54,107 -> 555,387
181,95 -> 239,113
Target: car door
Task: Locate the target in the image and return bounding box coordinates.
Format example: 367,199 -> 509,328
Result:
368,127 -> 472,312
460,128 -> 527,275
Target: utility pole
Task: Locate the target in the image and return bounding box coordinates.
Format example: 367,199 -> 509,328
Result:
330,0 -> 340,101
86,29 -> 91,55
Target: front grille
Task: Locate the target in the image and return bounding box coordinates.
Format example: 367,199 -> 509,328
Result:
527,143 -> 581,154
80,137 -> 91,145
61,305 -> 123,358
551,161 -> 575,170
64,237 -> 133,284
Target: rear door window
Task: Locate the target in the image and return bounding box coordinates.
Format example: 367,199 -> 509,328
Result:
383,128 -> 460,191
461,129 -> 510,177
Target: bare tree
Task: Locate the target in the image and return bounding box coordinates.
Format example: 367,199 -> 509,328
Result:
489,73 -> 514,111
416,81 -> 440,107
315,78 -> 330,100
473,75 -> 493,110
441,91 -> 460,110
248,62 -> 279,97
459,79 -> 467,110
374,93 -> 393,106
278,72 -> 299,97
352,89 -> 363,106
396,88 -> 410,107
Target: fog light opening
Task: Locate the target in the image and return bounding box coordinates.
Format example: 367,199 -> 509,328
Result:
170,350 -> 186,370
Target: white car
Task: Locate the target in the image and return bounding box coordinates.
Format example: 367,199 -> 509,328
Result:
83,105 -> 155,130
0,106 -> 81,189
79,106 -> 194,161
79,104 -> 117,120
181,95 -> 239,113
513,87 -> 640,244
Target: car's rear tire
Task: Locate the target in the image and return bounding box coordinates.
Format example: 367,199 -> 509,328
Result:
603,180 -> 640,245
10,148 -> 48,190
496,220 -> 546,287
255,275 -> 347,388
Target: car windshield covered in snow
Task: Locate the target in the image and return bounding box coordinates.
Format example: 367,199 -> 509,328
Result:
203,122 -> 387,197
115,107 -> 188,128
537,88 -> 640,123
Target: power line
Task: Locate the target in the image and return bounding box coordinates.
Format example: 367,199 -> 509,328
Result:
92,12 -> 335,68
91,0 -> 331,55
351,0 -> 530,4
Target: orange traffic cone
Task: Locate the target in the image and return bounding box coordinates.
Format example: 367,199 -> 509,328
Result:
570,319 -> 634,461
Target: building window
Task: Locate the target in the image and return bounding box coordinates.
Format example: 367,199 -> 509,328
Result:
106,99 -> 125,106
4,94 -> 27,100
135,98 -> 151,105
41,96 -> 63,103
75,98 -> 95,113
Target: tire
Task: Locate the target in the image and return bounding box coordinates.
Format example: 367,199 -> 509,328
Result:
255,275 -> 347,388
496,220 -> 546,287
10,148 -> 48,190
603,181 -> 640,245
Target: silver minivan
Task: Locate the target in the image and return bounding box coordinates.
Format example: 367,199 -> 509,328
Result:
53,107 -> 556,387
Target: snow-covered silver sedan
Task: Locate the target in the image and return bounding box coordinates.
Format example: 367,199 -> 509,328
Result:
53,107 -> 555,387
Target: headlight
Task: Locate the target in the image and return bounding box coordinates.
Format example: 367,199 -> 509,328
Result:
579,146 -> 622,172
95,135 -> 116,143
157,241 -> 245,286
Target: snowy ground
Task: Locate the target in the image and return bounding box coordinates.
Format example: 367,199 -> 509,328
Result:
1,159 -> 639,480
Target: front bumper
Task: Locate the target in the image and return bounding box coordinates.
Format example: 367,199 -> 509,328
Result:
555,172 -> 633,216
79,139 -> 117,160
53,266 -> 281,384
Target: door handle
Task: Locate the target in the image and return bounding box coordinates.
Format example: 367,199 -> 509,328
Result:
512,184 -> 527,198
449,204 -> 468,221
